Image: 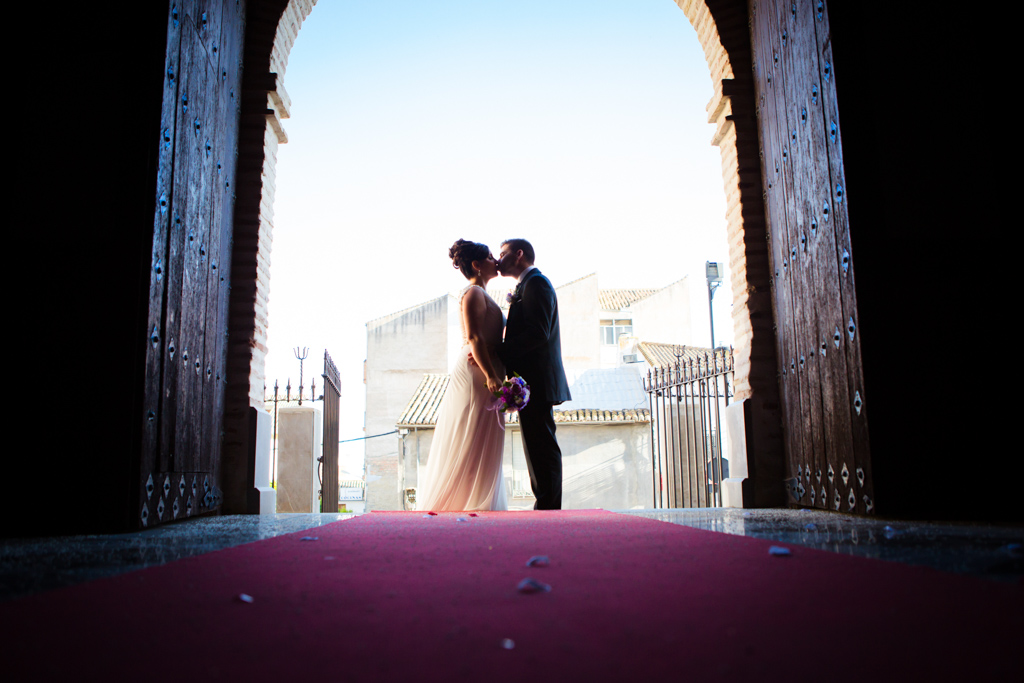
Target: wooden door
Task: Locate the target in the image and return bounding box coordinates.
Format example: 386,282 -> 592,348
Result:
137,0 -> 244,528
749,0 -> 873,513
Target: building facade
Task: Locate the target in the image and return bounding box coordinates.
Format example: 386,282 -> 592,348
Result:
396,374 -> 653,511
364,295 -> 461,510
365,274 -> 711,510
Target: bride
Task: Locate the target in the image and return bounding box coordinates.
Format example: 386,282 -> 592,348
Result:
416,239 -> 509,511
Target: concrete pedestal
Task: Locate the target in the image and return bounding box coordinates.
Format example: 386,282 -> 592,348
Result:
276,405 -> 322,513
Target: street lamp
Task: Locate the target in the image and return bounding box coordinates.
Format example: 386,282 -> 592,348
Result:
705,261 -> 724,349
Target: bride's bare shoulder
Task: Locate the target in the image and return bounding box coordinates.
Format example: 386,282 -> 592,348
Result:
460,284 -> 488,308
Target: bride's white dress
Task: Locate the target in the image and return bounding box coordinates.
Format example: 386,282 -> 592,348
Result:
417,286 -> 509,511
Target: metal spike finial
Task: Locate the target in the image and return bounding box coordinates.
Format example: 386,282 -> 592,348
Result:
294,347 -> 309,405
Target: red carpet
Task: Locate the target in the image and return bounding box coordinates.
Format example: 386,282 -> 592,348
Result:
5,510 -> 1020,681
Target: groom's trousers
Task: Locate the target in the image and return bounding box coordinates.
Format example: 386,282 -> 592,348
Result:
519,400 -> 562,510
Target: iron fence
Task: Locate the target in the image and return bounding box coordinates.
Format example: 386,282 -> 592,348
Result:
264,349 -> 343,512
265,374 -> 322,491
643,348 -> 734,508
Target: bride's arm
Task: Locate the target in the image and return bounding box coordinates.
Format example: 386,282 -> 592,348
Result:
463,287 -> 502,394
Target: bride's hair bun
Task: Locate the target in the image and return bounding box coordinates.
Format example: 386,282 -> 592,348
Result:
449,239 -> 489,278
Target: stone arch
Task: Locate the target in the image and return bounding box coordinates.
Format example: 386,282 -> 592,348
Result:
223,0 -> 783,511
220,0 -> 318,511
673,0 -> 736,83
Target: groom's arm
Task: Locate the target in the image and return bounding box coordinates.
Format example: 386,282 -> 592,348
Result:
501,276 -> 557,363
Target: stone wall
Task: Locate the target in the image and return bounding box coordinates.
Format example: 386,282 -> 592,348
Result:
561,423 -> 653,510
629,277 -> 699,347
556,274 -> 601,372
400,422 -> 652,511
365,296 -> 454,510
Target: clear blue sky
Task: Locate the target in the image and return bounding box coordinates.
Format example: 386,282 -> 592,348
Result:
264,0 -> 733,475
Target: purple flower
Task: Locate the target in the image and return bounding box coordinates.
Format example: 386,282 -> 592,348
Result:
488,373 -> 530,414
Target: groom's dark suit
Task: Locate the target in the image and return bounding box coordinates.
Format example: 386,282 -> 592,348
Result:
498,268 -> 571,509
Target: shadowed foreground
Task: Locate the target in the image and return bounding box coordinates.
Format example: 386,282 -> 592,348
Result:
5,510 -> 1021,681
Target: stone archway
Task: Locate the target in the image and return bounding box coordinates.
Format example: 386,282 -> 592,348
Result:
36,0 -> 1009,531
222,0 -> 790,513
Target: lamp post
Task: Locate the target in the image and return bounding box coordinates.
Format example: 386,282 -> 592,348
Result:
706,261 -> 723,349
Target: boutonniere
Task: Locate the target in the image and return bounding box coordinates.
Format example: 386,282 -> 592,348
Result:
507,283 -> 524,305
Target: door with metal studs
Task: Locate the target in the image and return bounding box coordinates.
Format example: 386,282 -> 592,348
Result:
137,0 -> 245,529
750,0 -> 873,513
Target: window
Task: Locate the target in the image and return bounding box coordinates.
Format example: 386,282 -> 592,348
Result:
600,319 -> 633,345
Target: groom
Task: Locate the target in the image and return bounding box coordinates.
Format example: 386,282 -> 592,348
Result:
495,239 -> 571,510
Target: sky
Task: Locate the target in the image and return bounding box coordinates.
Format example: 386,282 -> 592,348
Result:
263,0 -> 734,476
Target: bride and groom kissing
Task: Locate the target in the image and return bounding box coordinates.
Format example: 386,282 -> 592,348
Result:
416,238 -> 571,513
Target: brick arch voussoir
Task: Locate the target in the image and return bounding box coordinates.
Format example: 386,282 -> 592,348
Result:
672,0 -> 775,404
221,0 -> 318,513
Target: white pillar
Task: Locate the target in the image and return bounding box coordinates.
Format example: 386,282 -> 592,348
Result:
276,405 -> 322,513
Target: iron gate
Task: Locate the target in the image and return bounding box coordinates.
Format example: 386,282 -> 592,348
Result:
644,348 -> 734,508
265,348 -> 342,512
320,351 -> 341,512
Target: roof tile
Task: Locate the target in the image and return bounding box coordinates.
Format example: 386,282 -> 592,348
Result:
636,341 -> 719,369
598,288 -> 659,311
396,373 -> 650,427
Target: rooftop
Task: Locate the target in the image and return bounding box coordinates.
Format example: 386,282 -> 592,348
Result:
366,294 -> 451,329
636,341 -> 718,369
598,288 -> 660,311
396,374 -> 450,427
396,371 -> 650,428
372,273 -> 670,321
485,281 -> 661,313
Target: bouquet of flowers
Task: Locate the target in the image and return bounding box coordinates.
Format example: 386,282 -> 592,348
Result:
487,373 -> 531,425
